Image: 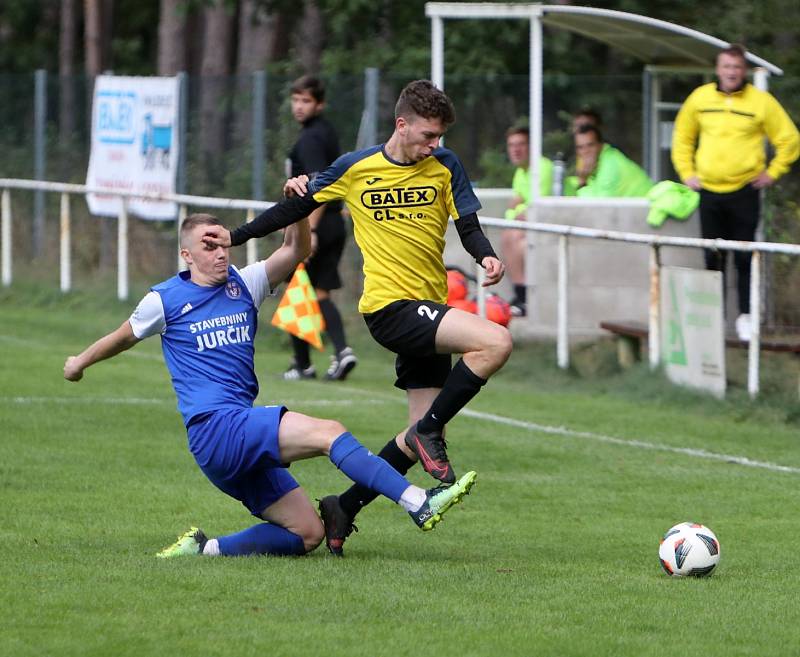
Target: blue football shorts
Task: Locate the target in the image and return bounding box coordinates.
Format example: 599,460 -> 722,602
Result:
187,405 -> 299,517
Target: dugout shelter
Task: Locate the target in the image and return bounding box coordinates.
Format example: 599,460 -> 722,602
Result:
426,2 -> 782,192
428,3 -> 785,339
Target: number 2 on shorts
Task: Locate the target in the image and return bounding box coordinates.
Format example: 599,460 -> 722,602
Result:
417,305 -> 439,321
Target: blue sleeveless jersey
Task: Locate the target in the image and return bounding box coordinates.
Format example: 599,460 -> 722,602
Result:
152,267 -> 259,425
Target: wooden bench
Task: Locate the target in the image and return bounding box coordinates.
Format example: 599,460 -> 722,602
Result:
599,319 -> 800,368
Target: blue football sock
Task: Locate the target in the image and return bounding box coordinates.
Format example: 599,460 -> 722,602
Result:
329,432 -> 410,503
217,522 -> 306,557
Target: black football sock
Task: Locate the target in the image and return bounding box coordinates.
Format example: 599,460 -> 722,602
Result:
319,298 -> 347,354
338,437 -> 415,519
290,335 -> 311,369
513,284 -> 526,305
416,358 -> 487,435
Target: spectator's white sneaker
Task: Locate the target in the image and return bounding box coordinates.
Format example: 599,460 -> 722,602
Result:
735,313 -> 752,342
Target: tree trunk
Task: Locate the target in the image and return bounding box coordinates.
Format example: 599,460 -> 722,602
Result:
84,0 -> 103,76
84,0 -> 115,268
235,2 -> 287,145
59,0 -> 77,148
102,0 -> 114,70
293,0 -> 324,74
157,0 -> 186,75
199,0 -> 236,186
236,0 -> 284,74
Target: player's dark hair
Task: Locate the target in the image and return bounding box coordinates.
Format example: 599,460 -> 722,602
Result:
718,43 -> 747,64
290,75 -> 326,103
573,107 -> 602,127
180,213 -> 222,246
505,126 -> 529,140
575,124 -> 604,143
395,80 -> 455,126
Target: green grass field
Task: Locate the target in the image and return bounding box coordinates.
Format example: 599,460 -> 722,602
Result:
2,284 -> 800,657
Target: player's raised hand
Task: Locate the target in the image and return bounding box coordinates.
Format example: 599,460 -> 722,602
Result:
64,356 -> 84,382
201,225 -> 232,249
284,175 -> 310,198
481,256 -> 505,286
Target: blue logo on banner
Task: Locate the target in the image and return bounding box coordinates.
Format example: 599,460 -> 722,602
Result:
141,113 -> 173,169
97,91 -> 137,144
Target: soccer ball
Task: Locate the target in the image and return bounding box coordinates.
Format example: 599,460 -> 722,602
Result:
659,522 -> 720,577
446,269 -> 468,304
485,294 -> 512,326
450,297 -> 477,314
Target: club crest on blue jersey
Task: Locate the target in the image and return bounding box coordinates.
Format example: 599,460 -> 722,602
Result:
225,280 -> 242,299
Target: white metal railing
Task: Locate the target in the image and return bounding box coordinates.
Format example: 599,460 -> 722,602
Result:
0,178 -> 274,297
2,178 -> 800,398
473,214 -> 800,398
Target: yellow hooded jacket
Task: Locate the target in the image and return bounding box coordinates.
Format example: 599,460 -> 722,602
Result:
671,82 -> 799,193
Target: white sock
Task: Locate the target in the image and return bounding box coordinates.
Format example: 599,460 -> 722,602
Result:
398,486 -> 427,513
202,538 -> 220,556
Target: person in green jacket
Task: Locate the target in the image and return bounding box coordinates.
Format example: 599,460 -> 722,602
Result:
567,125 -> 653,198
502,126 -> 553,316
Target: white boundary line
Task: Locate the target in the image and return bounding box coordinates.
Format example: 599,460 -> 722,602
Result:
459,408 -> 800,475
3,331 -> 797,474
334,383 -> 800,476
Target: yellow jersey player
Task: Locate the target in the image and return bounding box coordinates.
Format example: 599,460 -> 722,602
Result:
202,80 -> 512,556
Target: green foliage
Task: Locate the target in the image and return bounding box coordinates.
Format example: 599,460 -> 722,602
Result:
477,146 -> 515,188
0,2 -> 58,72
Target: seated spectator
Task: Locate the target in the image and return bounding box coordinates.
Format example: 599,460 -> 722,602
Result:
565,125 -> 653,197
571,107 -> 603,135
501,126 -> 553,317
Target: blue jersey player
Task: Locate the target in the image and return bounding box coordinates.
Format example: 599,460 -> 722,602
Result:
63,213 -> 476,558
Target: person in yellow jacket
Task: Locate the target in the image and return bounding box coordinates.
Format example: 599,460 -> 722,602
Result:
672,44 -> 800,341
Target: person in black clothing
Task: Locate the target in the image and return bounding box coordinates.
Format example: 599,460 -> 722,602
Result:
283,75 -> 357,381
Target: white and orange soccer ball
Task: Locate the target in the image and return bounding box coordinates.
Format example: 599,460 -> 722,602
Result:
659,522 -> 720,577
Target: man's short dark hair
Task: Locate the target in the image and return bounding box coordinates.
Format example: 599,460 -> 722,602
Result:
575,124 -> 604,143
395,80 -> 455,126
290,75 -> 326,103
718,43 -> 748,64
506,126 -> 530,140
180,213 -> 222,246
574,107 -> 602,127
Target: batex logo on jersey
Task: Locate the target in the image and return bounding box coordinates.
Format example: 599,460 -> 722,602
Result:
361,186 -> 437,222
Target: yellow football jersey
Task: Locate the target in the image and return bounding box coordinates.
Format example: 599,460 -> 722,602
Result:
308,145 -> 481,314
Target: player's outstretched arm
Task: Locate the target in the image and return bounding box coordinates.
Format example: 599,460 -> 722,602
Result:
262,217 -> 312,284
64,320 -> 141,382
202,192 -> 321,250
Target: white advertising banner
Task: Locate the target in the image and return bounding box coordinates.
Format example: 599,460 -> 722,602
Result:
86,75 -> 180,220
661,266 -> 726,398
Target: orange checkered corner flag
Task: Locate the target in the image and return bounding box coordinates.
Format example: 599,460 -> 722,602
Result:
271,263 -> 326,350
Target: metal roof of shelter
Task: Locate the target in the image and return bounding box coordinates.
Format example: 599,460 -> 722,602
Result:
426,3 -> 782,74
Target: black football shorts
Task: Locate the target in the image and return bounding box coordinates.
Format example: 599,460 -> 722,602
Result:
363,300 -> 453,390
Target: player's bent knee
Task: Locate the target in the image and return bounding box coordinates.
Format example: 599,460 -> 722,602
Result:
301,520 -> 325,553
310,417 -> 348,452
290,515 -> 325,553
485,323 -> 513,364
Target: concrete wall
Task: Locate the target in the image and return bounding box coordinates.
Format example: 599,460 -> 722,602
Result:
445,192 -> 704,338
